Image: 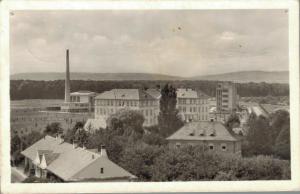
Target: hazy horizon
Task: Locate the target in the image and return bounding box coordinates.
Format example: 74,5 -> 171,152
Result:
10,10 -> 288,76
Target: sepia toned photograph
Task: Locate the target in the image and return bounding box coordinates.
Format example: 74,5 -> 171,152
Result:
1,0 -> 299,193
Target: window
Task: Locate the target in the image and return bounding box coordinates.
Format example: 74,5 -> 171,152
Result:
209,143 -> 214,150
100,168 -> 104,174
221,143 -> 227,151
176,143 -> 181,148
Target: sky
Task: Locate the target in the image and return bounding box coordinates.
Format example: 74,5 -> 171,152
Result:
10,10 -> 288,77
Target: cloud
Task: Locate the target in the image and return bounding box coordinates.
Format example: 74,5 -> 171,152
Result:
10,10 -> 288,77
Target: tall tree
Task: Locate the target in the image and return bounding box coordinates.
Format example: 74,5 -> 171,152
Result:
158,84 -> 183,137
107,109 -> 145,140
44,122 -> 63,137
246,115 -> 272,155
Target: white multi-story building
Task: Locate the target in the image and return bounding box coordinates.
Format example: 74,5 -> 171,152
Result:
61,91 -> 97,113
176,88 -> 210,122
216,82 -> 238,112
94,89 -> 159,126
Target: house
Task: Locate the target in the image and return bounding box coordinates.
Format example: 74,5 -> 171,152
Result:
61,91 -> 97,113
21,135 -> 136,182
166,121 -> 242,155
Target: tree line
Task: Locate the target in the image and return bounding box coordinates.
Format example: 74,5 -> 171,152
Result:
10,80 -> 289,100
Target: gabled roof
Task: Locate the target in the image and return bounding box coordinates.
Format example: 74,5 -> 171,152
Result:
166,121 -> 239,142
21,136 -> 136,181
145,89 -> 161,99
95,89 -> 156,100
176,88 -> 209,99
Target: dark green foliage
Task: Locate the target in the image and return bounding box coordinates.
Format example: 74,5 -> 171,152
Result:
158,84 -> 183,136
225,113 -> 240,130
107,109 -> 144,140
245,115 -> 272,156
243,110 -> 290,160
142,132 -> 168,146
274,125 -> 290,160
11,131 -> 43,166
10,80 -> 289,100
75,128 -> 89,147
64,121 -> 84,144
22,131 -> 44,148
44,122 -> 63,137
22,175 -> 63,183
149,145 -> 290,181
11,135 -> 23,165
119,144 -> 164,181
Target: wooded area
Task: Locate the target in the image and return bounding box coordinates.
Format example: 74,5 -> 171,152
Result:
10,80 -> 289,100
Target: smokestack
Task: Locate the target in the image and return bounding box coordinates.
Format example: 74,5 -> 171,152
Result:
65,49 -> 70,103
100,145 -> 108,158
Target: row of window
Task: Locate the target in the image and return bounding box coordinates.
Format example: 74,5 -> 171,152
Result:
183,114 -> 208,121
178,106 -> 208,113
95,108 -> 155,117
177,98 -> 208,105
96,99 -> 157,107
70,96 -> 80,102
176,142 -> 227,151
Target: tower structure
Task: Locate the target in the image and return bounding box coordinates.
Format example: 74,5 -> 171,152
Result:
216,82 -> 238,112
64,49 -> 70,103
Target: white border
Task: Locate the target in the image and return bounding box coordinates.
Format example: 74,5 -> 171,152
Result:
0,0 -> 299,193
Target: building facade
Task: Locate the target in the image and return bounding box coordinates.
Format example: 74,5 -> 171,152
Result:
61,91 -> 97,113
216,82 -> 238,112
166,121 -> 242,155
94,89 -> 159,126
21,135 -> 136,182
176,88 -> 210,122
11,108 -> 92,137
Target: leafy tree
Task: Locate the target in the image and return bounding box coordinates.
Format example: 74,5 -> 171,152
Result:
11,135 -> 23,165
273,123 -> 290,160
142,132 -> 167,146
74,128 -> 89,147
225,113 -> 240,131
107,109 -> 145,140
44,122 -> 63,137
245,115 -> 272,156
23,131 -> 43,148
158,84 -> 183,137
64,122 -> 84,144
119,143 -> 164,181
269,110 -> 290,144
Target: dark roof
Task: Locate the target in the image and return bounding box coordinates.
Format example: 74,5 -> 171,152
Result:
166,121 -> 239,142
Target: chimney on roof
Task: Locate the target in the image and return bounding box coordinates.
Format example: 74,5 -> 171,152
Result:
64,49 -> 70,103
72,140 -> 77,149
100,145 -> 108,157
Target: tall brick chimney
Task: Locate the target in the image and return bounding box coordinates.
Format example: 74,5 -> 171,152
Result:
64,49 -> 70,103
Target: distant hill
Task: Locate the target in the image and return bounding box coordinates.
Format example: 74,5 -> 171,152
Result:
191,71 -> 289,83
10,72 -> 183,81
11,71 -> 289,83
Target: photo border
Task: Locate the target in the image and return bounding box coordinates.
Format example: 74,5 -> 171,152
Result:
1,0 -> 299,193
